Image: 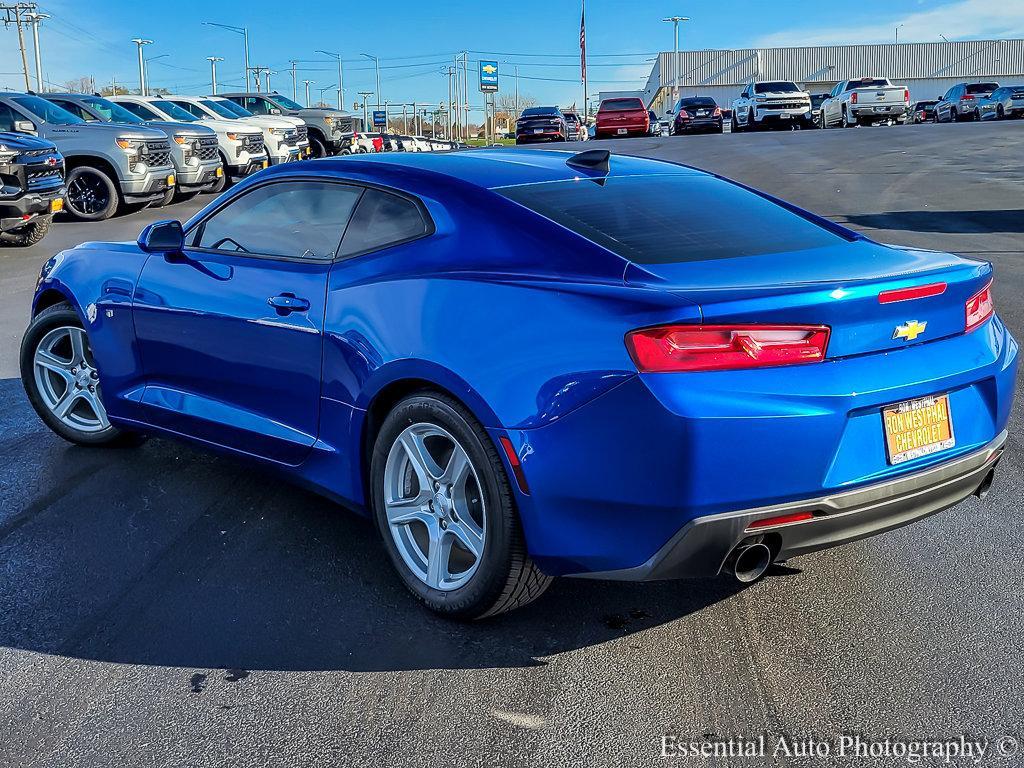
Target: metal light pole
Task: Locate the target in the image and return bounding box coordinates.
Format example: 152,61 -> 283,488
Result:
317,50 -> 346,111
317,84 -> 334,106
358,91 -> 373,129
361,53 -> 380,109
662,16 -> 690,102
145,53 -> 168,93
289,60 -> 297,101
264,69 -> 275,92
895,24 -> 904,44
131,38 -> 153,95
206,56 -> 223,94
203,22 -> 249,92
303,80 -> 314,107
25,11 -> 49,92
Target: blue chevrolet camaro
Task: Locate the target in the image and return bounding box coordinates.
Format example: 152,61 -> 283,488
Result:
20,149 -> 1018,618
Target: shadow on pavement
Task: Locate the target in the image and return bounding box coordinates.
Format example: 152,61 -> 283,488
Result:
0,377 -> 751,673
842,209 -> 1024,234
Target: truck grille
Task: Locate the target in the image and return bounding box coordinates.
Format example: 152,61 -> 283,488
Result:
196,136 -> 219,161
282,130 -> 300,147
27,166 -> 65,192
761,101 -> 809,110
295,125 -> 308,142
145,140 -> 172,168
20,147 -> 55,159
241,133 -> 265,153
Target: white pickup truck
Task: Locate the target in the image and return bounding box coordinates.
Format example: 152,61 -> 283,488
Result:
731,81 -> 814,131
819,77 -> 910,128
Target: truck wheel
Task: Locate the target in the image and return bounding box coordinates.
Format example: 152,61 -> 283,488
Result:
842,108 -> 855,128
64,166 -> 119,221
0,217 -> 50,247
309,135 -> 327,158
747,109 -> 757,131
155,186 -> 175,207
730,112 -> 741,133
950,107 -> 959,122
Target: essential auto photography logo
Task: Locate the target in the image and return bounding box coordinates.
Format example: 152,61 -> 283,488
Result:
659,732 -> 1020,764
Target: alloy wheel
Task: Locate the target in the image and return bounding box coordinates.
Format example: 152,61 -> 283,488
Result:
32,326 -> 109,433
383,422 -> 485,591
66,171 -> 111,217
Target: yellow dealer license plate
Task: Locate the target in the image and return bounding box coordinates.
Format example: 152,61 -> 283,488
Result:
167,174 -> 176,186
50,198 -> 63,213
882,394 -> 955,465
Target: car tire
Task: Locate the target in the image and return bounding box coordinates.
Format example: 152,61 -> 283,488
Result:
747,109 -> 757,131
156,186 -> 175,207
974,108 -> 982,122
0,216 -> 50,247
997,105 -> 1005,120
308,135 -> 328,158
20,302 -> 142,448
370,391 -> 551,619
64,165 -> 119,221
730,112 -> 741,133
951,107 -> 959,122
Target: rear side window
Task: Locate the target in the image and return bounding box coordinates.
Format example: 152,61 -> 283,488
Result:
193,181 -> 362,260
499,175 -> 846,265
600,99 -> 644,112
117,101 -> 162,121
338,188 -> 431,258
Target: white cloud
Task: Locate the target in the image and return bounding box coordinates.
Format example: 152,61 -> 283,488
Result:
755,0 -> 1024,47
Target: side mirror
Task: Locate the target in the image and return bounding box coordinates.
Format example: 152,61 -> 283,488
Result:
138,220 -> 184,253
14,119 -> 36,134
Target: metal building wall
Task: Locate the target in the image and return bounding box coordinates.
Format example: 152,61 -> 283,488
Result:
600,39 -> 1024,112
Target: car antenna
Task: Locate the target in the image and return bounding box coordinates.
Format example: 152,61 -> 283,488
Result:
566,149 -> 610,175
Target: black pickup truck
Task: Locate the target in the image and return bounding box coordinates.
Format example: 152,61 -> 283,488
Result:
0,131 -> 65,246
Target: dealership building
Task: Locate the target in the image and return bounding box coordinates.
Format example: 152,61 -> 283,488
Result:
599,39 -> 1024,112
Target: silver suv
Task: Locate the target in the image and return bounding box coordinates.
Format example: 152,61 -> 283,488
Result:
43,94 -> 223,205
218,92 -> 357,157
0,92 -> 176,221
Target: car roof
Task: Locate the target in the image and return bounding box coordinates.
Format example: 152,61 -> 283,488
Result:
259,148 -> 706,190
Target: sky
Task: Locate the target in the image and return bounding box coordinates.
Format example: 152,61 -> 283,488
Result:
2,0 -> 1023,117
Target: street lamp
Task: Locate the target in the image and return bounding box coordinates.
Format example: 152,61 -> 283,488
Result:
264,69 -> 276,92
358,91 -> 374,129
303,80 -> 315,107
662,16 -> 690,100
206,56 -> 224,94
203,22 -> 249,91
24,11 -> 49,92
316,50 -> 346,111
896,24 -> 905,44
317,84 -> 336,106
131,38 -> 153,95
361,53 -> 381,109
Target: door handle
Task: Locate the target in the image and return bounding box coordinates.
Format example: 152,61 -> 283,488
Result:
268,293 -> 310,313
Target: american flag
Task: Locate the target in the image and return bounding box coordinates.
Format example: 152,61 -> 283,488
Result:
580,0 -> 587,82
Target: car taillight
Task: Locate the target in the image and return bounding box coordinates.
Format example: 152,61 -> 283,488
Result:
878,282 -> 947,304
851,92 -> 858,104
963,93 -> 974,100
625,325 -> 830,373
678,109 -> 691,119
965,282 -> 994,333
713,107 -> 722,117
904,88 -> 910,102
920,111 -> 927,119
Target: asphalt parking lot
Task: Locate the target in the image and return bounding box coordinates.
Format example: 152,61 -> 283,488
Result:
1,121 -> 1022,768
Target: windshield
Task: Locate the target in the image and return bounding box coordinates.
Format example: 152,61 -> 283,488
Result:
521,107 -> 560,117
810,94 -> 828,107
499,175 -> 844,265
680,98 -> 716,108
269,94 -> 304,110
754,82 -> 800,94
151,100 -> 199,121
599,98 -> 644,112
966,83 -> 998,94
209,98 -> 254,118
81,97 -> 145,124
11,95 -> 85,125
200,99 -> 240,119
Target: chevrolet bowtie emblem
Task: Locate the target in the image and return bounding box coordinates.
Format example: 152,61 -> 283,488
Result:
482,64 -> 497,74
894,320 -> 927,341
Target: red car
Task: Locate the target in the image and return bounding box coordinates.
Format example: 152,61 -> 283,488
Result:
595,97 -> 650,138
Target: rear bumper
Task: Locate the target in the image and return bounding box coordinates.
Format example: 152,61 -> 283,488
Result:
516,131 -> 565,142
595,124 -> 647,136
675,118 -> 722,133
852,105 -> 908,118
506,316 -> 1018,577
575,431 -> 1006,581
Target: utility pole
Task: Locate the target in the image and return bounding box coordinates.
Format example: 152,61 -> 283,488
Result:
303,79 -> 314,106
662,15 -> 690,102
206,56 -> 223,94
316,50 -> 345,111
2,3 -> 36,91
131,38 -> 153,95
358,91 -> 373,130
24,9 -> 47,92
289,60 -> 297,101
264,69 -> 275,92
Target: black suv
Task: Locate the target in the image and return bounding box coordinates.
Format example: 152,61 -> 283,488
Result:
0,131 -> 64,246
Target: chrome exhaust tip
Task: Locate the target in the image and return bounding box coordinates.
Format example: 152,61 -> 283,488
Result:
727,542 -> 773,584
974,463 -> 998,500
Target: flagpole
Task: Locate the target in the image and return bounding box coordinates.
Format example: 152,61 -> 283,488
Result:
581,0 -> 588,121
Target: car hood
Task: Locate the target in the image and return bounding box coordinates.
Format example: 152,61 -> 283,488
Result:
755,91 -> 808,98
145,120 -> 217,137
75,122 -> 167,140
0,130 -> 56,151
225,115 -> 297,130
192,117 -> 262,134
291,107 -> 347,119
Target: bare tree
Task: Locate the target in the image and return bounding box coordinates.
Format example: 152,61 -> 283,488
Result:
497,92 -> 536,117
62,76 -> 95,94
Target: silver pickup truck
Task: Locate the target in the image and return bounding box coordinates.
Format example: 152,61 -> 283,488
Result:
0,92 -> 176,221
43,93 -> 223,205
218,91 -> 358,157
820,78 -> 910,128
